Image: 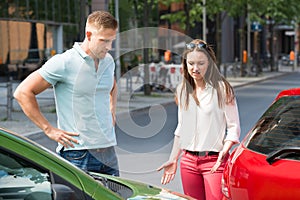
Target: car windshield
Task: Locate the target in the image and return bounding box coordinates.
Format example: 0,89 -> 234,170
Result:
245,96 -> 300,160
0,150 -> 52,199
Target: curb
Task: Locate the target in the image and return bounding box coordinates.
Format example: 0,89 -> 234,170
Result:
232,71 -> 291,89
6,71 -> 292,137
117,71 -> 291,118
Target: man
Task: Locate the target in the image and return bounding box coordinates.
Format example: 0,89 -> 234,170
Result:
14,11 -> 119,176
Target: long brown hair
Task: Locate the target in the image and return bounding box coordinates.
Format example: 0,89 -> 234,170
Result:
179,39 -> 235,109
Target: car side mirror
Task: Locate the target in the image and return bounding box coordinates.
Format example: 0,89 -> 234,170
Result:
52,184 -> 76,200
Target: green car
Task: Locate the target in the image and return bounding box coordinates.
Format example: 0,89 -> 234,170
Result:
0,128 -> 192,200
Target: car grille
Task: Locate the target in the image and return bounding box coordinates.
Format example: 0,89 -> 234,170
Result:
92,175 -> 133,199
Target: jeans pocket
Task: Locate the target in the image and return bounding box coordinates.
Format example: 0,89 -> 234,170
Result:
91,148 -> 118,168
63,150 -> 88,161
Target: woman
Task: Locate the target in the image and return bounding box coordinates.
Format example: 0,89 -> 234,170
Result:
157,39 -> 240,200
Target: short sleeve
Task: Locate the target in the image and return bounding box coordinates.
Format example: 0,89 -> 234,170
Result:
38,54 -> 66,85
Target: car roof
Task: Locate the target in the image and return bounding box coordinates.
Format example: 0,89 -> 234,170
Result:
275,88 -> 300,101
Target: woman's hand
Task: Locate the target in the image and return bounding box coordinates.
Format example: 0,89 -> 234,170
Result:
211,141 -> 235,173
210,151 -> 226,173
157,160 -> 178,185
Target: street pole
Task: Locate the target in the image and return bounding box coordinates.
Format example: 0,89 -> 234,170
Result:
294,22 -> 298,71
247,4 -> 251,72
202,0 -> 206,41
114,0 -> 121,97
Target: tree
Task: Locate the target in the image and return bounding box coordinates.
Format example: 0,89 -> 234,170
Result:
115,0 -> 159,95
159,0 -> 300,72
159,0 -> 225,65
159,0 -> 204,35
254,0 -> 300,71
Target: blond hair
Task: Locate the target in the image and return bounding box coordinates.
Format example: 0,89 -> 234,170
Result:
85,11 -> 118,33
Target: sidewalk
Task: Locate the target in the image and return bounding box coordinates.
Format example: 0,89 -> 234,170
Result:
0,68 -> 293,135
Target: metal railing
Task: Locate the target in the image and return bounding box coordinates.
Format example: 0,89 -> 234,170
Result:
0,80 -> 56,121
0,80 -> 13,120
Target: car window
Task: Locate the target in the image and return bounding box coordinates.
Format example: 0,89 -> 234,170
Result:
0,150 -> 52,200
245,96 -> 300,160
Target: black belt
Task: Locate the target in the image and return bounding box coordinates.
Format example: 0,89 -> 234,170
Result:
185,150 -> 219,156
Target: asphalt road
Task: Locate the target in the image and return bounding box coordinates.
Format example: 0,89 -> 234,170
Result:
235,72 -> 300,139
28,72 -> 300,193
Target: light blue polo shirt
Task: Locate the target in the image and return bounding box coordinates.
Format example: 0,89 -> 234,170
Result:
38,42 -> 117,152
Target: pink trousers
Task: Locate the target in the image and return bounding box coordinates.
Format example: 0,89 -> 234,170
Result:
180,151 -> 228,200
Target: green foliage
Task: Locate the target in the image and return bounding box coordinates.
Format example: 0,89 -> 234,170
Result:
222,0 -> 300,25
159,0 -> 300,33
222,0 -> 246,18
111,0 -> 135,31
161,11 -> 187,29
263,0 -> 300,24
109,0 -> 159,31
159,0 -> 205,33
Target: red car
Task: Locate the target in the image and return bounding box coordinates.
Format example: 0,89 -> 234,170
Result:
222,88 -> 300,200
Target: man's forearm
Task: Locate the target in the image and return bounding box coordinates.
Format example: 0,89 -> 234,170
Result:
14,90 -> 53,133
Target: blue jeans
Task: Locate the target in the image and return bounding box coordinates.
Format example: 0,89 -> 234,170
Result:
59,146 -> 119,176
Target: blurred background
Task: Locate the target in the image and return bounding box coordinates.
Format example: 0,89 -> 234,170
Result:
0,0 -> 299,84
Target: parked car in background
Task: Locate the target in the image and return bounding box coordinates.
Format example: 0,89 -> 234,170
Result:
0,128 -> 193,200
278,54 -> 294,67
222,88 -> 300,200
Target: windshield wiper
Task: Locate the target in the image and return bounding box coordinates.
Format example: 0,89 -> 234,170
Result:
266,147 -> 300,165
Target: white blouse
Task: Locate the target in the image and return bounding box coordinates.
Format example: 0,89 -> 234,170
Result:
174,83 -> 240,152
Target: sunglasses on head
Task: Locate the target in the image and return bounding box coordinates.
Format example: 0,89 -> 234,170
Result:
186,42 -> 207,50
